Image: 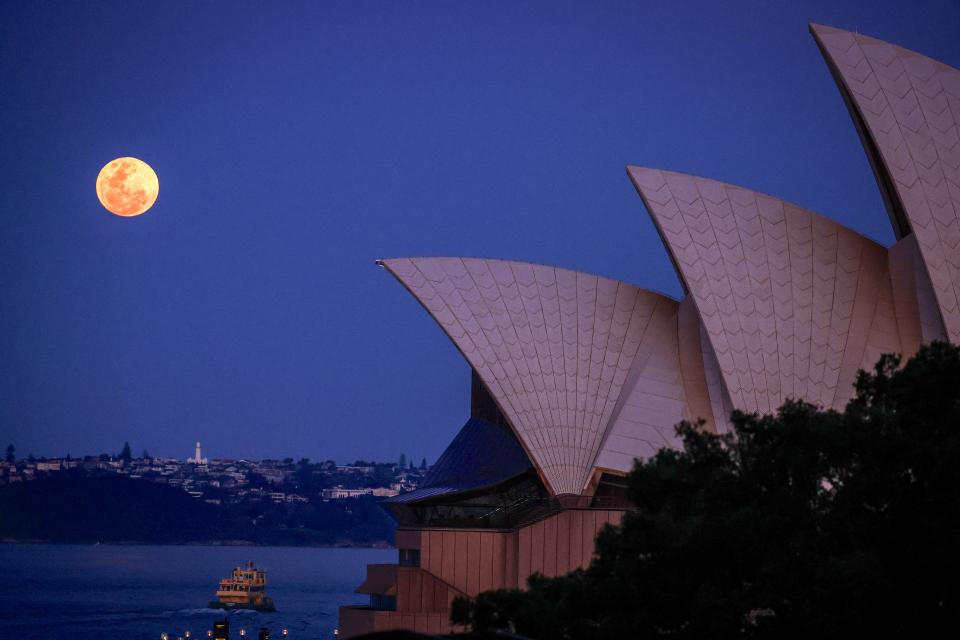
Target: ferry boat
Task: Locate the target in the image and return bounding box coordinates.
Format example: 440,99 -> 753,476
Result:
208,561 -> 276,612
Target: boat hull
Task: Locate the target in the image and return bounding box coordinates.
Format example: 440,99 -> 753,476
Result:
208,598 -> 276,613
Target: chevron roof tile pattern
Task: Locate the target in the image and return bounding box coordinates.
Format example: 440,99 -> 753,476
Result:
811,23 -> 960,343
627,167 -> 903,414
379,257 -> 717,495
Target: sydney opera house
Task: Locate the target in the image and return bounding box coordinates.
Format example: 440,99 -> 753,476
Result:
339,24 -> 960,637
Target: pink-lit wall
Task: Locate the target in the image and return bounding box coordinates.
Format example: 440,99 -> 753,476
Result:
339,508 -> 624,638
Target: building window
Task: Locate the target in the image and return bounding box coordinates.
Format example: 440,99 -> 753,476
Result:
398,548 -> 420,567
369,594 -> 396,611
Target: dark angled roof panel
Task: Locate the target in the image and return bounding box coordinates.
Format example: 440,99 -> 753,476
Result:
385,417 -> 532,504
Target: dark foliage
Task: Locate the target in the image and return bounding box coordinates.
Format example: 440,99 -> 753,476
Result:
451,342 -> 960,638
0,471 -> 214,543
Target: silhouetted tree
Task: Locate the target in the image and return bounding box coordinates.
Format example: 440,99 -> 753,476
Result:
119,442 -> 132,463
420,457 -> 428,470
294,459 -> 320,494
5,444 -> 14,463
246,472 -> 271,490
452,342 -> 960,639
373,464 -> 396,486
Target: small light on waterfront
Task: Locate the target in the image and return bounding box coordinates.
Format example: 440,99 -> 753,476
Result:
240,630 -> 246,637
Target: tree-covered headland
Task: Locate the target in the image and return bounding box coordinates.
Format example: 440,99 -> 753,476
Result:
452,342 -> 960,638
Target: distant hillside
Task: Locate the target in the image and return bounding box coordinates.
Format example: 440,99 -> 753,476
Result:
0,471 -> 395,546
0,472 -> 217,543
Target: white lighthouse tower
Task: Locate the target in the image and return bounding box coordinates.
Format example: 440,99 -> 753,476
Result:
189,441 -> 208,464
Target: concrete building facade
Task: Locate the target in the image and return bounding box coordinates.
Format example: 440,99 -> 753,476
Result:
338,24 -> 959,638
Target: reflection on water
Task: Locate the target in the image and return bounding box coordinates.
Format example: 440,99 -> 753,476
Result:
0,544 -> 394,640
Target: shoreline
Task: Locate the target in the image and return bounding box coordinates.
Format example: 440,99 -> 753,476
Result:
0,538 -> 395,549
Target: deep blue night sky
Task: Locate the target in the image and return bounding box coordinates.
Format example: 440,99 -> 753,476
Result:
2,1 -> 958,463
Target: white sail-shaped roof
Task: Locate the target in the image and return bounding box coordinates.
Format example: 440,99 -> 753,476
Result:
375,25 -> 960,496
628,167 -> 904,413
379,257 -> 719,495
811,23 -> 960,342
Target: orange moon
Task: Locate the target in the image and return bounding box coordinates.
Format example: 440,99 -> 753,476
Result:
95,157 -> 159,217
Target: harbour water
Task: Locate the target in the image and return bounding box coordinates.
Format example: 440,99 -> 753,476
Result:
0,543 -> 395,640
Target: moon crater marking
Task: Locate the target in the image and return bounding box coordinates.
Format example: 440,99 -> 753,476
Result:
96,157 -> 159,217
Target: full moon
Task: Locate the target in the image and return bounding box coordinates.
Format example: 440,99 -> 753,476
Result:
96,157 -> 159,217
